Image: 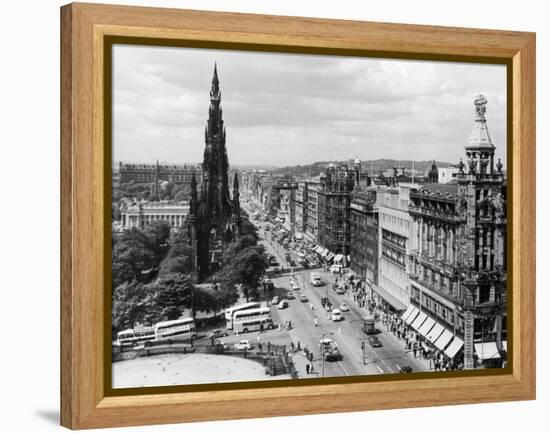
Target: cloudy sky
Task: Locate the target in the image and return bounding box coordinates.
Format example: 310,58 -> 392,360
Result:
113,44 -> 507,168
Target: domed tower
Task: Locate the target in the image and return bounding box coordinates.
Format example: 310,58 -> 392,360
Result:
456,95 -> 507,370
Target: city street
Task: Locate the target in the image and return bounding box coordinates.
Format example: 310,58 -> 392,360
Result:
219,206 -> 430,378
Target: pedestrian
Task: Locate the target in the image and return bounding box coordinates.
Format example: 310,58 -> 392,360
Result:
413,347 -> 417,358
309,352 -> 314,362
291,341 -> 295,351
288,320 -> 292,329
314,317 -> 318,327
297,341 -> 301,351
306,364 -> 310,375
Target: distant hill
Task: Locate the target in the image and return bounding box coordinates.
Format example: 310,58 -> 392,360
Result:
271,159 -> 454,178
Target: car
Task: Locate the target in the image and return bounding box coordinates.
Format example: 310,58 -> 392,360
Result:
320,338 -> 342,362
368,336 -> 383,348
213,339 -> 227,349
335,287 -> 345,295
331,309 -> 343,321
271,296 -> 280,305
233,339 -> 253,351
286,292 -> 296,300
339,303 -> 350,312
291,283 -> 301,291
299,294 -> 308,302
278,300 -> 289,310
207,329 -> 229,339
399,366 -> 413,374
330,264 -> 343,273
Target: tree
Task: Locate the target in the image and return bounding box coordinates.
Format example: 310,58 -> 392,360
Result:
112,280 -> 149,334
148,272 -> 194,320
143,220 -> 171,261
224,246 -> 267,302
240,218 -> 258,240
112,229 -> 156,283
158,255 -> 193,277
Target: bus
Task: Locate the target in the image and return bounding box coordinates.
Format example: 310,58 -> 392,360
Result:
154,317 -> 197,342
116,326 -> 155,346
233,307 -> 273,334
363,318 -> 377,335
225,301 -> 260,330
310,272 -> 322,286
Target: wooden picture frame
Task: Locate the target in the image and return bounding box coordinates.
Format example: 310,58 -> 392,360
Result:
61,2 -> 536,429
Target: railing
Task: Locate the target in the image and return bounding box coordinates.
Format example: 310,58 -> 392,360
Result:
408,205 -> 464,223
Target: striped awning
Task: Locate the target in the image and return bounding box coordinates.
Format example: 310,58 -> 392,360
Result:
444,337 -> 464,358
401,305 -> 415,321
405,307 -> 420,325
434,329 -> 453,351
411,311 -> 427,330
426,323 -> 445,344
418,317 -> 436,337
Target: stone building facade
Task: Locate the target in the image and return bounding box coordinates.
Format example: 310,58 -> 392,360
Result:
120,199 -> 189,230
119,161 -> 202,185
408,95 -> 507,369
350,188 -> 379,285
318,160 -> 361,258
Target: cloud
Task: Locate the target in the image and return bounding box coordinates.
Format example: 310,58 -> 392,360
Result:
112,45 -> 507,168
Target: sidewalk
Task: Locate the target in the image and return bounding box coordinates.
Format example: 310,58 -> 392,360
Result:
289,349 -> 320,379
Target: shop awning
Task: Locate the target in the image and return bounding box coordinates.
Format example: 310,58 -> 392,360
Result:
444,337 -> 464,358
426,323 -> 445,344
405,307 -> 420,325
401,305 -> 415,321
434,329 -> 454,351
371,285 -> 407,311
411,311 -> 427,330
474,342 -> 502,360
418,317 -> 436,337
326,252 -> 335,261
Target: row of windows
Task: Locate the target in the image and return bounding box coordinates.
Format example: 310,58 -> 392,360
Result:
382,229 -> 406,248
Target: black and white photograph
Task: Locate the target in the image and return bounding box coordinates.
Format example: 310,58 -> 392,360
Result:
110,45 -> 508,388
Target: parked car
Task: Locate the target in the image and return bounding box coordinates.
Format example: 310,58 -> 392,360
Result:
278,300 -> 289,310
331,309 -> 343,321
271,296 -> 280,305
368,336 -> 382,348
286,292 -> 296,300
207,329 -> 228,339
299,294 -> 308,302
233,339 -> 253,351
399,366 -> 413,373
339,303 -> 350,312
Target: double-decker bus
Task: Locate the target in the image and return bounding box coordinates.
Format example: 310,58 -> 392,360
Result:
225,302 -> 260,330
233,307 -> 273,334
116,326 -> 155,346
154,317 -> 197,342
